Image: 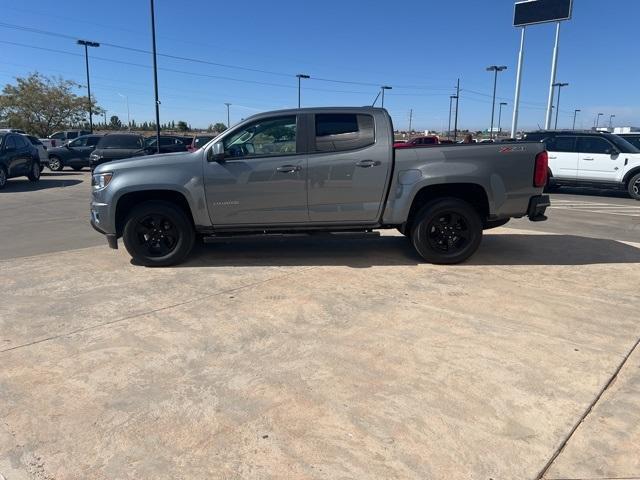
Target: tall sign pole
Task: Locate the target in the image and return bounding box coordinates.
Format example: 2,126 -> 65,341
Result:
544,22 -> 561,130
510,26 -> 526,138
150,0 -> 161,153
453,78 -> 460,142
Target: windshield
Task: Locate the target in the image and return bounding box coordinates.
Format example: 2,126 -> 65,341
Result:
97,135 -> 143,149
619,135 -> 640,150
606,134 -> 640,153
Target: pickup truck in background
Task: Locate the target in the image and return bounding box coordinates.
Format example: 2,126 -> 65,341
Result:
394,135 -> 440,148
39,129 -> 91,149
90,107 -> 549,267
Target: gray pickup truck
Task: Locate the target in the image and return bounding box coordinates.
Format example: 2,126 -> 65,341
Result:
90,107 -> 549,266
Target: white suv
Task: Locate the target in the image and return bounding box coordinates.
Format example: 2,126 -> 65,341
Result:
526,131 -> 640,200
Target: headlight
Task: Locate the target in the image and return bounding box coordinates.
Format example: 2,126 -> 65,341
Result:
92,172 -> 113,190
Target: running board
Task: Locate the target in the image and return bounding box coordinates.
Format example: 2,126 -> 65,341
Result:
202,231 -> 380,243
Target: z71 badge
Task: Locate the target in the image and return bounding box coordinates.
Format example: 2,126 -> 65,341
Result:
499,146 -> 526,153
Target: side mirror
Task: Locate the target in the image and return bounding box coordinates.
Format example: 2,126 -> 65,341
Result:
208,141 -> 225,162
144,146 -> 155,154
608,148 -> 620,156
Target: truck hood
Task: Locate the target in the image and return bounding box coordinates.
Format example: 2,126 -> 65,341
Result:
94,151 -> 196,173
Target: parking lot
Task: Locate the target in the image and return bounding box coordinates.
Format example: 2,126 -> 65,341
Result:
1,172 -> 639,479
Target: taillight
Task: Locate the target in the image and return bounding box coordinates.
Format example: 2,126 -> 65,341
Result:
534,150 -> 548,188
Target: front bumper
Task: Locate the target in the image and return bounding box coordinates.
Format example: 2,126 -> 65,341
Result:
90,204 -> 118,249
527,195 -> 550,222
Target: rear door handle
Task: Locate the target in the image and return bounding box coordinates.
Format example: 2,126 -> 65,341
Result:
356,159 -> 381,168
582,157 -> 595,161
549,156 -> 557,159
276,164 -> 301,173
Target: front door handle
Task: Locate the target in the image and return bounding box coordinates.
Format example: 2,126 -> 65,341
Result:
356,159 -> 381,168
549,156 -> 557,159
582,157 -> 595,161
276,164 -> 301,173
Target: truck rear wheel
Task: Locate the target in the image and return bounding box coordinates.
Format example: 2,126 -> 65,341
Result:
411,198 -> 483,264
122,201 -> 195,267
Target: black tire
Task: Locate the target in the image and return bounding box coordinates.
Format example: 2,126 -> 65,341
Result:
48,156 -> 63,171
0,166 -> 7,190
410,198 -> 483,264
72,166 -> 83,171
483,218 -> 510,230
628,172 -> 640,201
122,201 -> 195,267
27,161 -> 41,182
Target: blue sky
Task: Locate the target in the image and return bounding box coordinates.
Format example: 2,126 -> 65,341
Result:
0,0 -> 637,131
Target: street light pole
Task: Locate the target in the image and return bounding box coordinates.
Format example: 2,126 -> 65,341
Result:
448,95 -> 457,139
609,114 -> 616,129
408,108 -> 413,137
118,93 -> 131,131
380,85 -> 392,108
224,103 -> 231,129
77,40 -> 99,133
595,113 -> 603,129
498,102 -> 507,137
296,74 -> 310,108
552,82 -> 569,130
487,65 -> 507,139
149,0 -> 161,153
572,109 -> 581,129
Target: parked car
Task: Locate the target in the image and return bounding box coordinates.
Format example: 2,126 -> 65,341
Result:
23,135 -> 48,169
0,128 -> 27,134
90,107 -> 549,266
524,130 -> 640,200
394,135 -> 440,148
47,134 -> 104,171
187,135 -> 215,152
40,130 -> 91,149
617,133 -> 640,150
144,135 -> 188,154
89,133 -> 148,170
0,131 -> 41,189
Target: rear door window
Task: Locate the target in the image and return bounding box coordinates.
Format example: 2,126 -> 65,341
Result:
69,137 -> 88,147
87,136 -> 101,146
577,137 -> 613,154
546,136 -> 576,152
67,132 -> 79,139
314,114 -> 375,152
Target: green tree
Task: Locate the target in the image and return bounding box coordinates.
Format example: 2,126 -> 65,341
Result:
212,122 -> 227,132
176,120 -> 189,132
0,73 -> 103,136
109,115 -> 122,129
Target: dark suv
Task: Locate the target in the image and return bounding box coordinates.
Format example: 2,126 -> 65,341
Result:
0,132 -> 41,189
144,135 -> 188,154
47,134 -> 103,171
89,133 -> 148,170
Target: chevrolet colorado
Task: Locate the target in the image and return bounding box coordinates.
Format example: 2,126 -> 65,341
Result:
90,107 -> 549,266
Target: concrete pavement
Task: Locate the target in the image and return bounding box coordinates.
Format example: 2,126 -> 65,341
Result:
1,173 -> 639,479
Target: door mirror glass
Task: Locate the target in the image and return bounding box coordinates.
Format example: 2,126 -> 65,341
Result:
208,141 -> 225,162
608,148 -> 619,156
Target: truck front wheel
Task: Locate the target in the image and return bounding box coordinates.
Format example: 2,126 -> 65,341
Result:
411,198 -> 483,264
122,201 -> 195,267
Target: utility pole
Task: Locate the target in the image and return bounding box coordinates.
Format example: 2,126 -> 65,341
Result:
149,0 -> 161,152
448,95 -> 457,139
498,102 -> 507,137
224,103 -> 231,128
453,78 -> 460,142
296,74 -> 310,108
572,109 -> 581,129
408,109 -> 413,137
103,110 -> 107,128
553,82 -> 568,130
77,39 -> 99,133
486,65 -> 507,140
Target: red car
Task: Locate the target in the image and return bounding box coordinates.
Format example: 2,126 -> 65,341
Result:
393,136 -> 440,148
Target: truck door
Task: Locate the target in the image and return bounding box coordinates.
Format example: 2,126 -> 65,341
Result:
546,135 -> 578,180
577,136 -> 622,182
204,115 -> 309,225
307,113 -> 392,222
